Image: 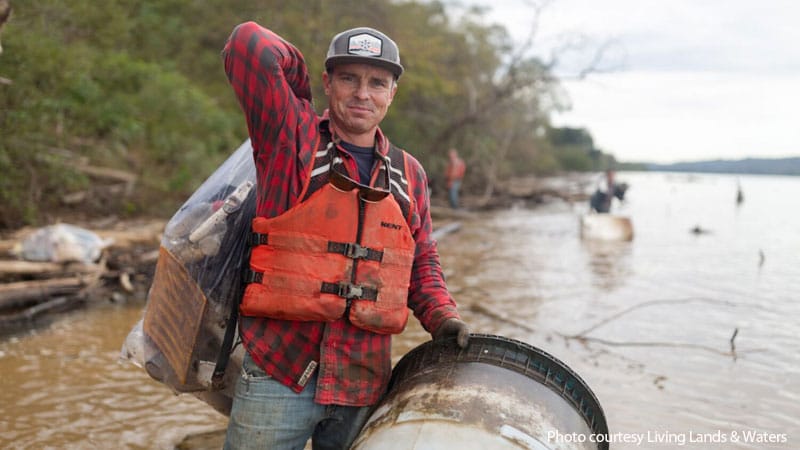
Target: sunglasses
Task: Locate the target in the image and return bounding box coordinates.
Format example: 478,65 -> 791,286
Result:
329,167 -> 391,202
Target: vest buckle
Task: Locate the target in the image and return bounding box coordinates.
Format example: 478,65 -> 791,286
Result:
344,243 -> 369,260
337,282 -> 363,299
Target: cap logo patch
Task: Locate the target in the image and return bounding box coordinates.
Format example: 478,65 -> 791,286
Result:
347,33 -> 382,57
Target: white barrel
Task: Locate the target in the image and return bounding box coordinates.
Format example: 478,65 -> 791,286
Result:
352,335 -> 609,450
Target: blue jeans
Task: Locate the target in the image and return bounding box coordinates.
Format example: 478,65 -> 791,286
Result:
224,353 -> 372,450
448,180 -> 461,209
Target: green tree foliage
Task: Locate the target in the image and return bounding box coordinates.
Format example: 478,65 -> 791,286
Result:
547,126 -> 617,171
0,0 -> 609,228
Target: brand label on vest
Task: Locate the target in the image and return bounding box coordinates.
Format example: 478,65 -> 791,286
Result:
380,221 -> 402,230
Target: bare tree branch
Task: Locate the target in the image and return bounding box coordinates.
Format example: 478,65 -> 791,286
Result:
568,297 -> 740,337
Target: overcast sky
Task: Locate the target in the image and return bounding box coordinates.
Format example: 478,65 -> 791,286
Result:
458,0 -> 800,163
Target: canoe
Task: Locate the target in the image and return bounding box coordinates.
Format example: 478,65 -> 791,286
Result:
580,214 -> 633,241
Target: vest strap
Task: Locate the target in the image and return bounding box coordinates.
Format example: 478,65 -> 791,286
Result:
249,232 -> 269,246
320,281 -> 378,301
244,269 -> 264,284
327,241 -> 384,262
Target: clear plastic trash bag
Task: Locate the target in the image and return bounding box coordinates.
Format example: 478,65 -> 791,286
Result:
120,139 -> 256,416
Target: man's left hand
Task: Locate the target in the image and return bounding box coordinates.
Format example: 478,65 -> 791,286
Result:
433,318 -> 470,348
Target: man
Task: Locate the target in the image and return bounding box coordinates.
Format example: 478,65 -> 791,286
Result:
444,148 -> 466,209
222,22 -> 470,449
589,169 -> 627,213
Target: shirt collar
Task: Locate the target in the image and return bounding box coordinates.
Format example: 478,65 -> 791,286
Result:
320,110 -> 390,157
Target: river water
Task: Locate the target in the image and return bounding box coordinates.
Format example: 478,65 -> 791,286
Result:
1,171 -> 798,449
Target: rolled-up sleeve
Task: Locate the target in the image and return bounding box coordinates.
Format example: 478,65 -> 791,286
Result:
222,22 -> 318,217
403,153 -> 461,333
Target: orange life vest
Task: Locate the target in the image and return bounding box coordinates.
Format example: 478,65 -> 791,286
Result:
239,141 -> 417,335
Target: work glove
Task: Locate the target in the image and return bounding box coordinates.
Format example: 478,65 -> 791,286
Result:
432,318 -> 470,349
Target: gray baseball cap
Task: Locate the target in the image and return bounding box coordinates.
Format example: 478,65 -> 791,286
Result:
325,27 -> 404,79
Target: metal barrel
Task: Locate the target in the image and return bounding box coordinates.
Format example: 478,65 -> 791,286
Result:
352,334 -> 609,450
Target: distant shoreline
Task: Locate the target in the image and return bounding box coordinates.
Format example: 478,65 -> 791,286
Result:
624,156 -> 800,176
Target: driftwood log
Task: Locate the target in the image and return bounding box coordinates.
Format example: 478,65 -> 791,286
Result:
0,260 -> 101,276
0,276 -> 87,309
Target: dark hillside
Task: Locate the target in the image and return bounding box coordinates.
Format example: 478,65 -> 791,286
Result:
646,157 -> 800,176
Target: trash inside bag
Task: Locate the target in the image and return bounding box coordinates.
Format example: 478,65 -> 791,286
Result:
165,177 -> 254,264
119,319 -> 145,369
120,139 -> 256,416
17,223 -> 113,264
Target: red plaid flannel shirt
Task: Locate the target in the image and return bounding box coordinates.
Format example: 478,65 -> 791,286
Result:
223,22 -> 460,406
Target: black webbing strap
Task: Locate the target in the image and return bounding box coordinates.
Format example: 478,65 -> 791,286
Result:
320,281 -> 379,301
210,189 -> 257,391
249,232 -> 269,246
243,233 -> 266,286
211,288 -> 240,390
327,241 -> 384,262
211,257 -> 250,390
243,269 -> 264,284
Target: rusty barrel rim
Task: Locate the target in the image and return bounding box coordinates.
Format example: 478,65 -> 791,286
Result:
389,333 -> 610,448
